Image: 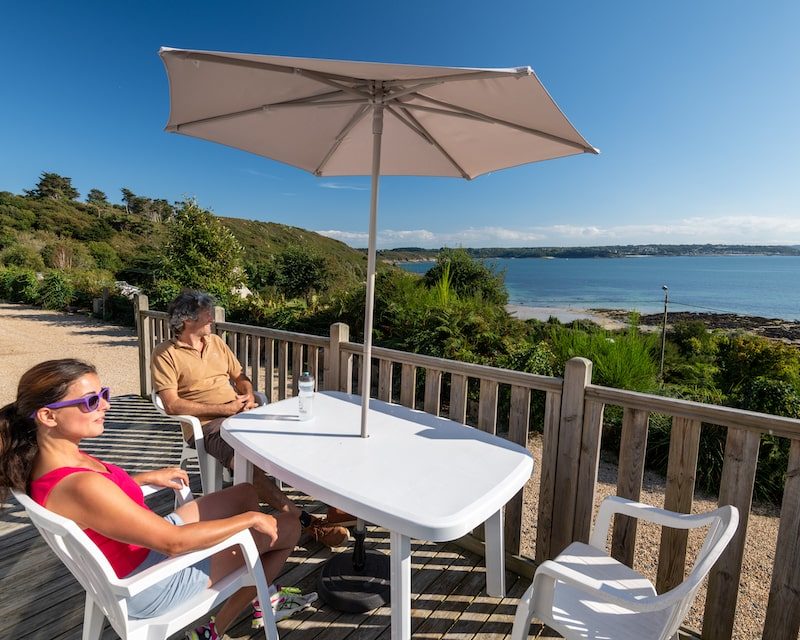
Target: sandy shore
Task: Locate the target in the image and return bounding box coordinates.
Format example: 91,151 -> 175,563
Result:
0,303 -> 140,405
505,304 -> 627,329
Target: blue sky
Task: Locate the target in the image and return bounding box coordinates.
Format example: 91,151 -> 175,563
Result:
1,1 -> 798,248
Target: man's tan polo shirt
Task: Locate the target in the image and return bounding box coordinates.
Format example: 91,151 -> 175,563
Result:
151,334 -> 242,418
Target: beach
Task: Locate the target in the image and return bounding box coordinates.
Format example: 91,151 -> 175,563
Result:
506,303 -> 800,344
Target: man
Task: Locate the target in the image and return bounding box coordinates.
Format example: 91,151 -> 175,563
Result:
151,290 -> 351,548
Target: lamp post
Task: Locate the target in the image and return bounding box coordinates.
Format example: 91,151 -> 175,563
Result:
660,285 -> 669,381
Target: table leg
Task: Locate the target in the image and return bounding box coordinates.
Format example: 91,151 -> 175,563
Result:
232,453 -> 253,485
485,507 -> 505,597
390,531 -> 411,640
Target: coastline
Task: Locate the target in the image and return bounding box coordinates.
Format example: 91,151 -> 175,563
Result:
506,303 -> 800,344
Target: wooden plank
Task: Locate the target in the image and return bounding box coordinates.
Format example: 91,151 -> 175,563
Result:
249,334 -> 261,391
586,384 -> 800,440
763,438 -> 800,640
292,342 -> 304,396
400,363 -> 415,408
549,358 -> 592,559
264,338 -> 275,402
341,351 -> 354,394
573,398 -> 605,544
448,373 -> 468,424
364,343 -> 563,394
278,340 -> 289,400
702,427 -> 760,640
309,346 -> 320,386
656,417 -> 701,593
378,359 -> 393,402
504,385 -> 530,556
535,390 -> 561,563
477,379 -> 498,434
611,407 -> 650,567
424,368 -> 443,416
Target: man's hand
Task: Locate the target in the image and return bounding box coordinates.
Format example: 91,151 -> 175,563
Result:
224,394 -> 252,415
243,392 -> 258,411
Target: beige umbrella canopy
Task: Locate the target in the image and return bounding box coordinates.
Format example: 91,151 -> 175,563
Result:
159,47 -> 598,436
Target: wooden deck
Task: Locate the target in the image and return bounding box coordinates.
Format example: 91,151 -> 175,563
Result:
0,395 -> 535,640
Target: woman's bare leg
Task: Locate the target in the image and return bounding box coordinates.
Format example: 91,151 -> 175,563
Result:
174,483 -> 300,634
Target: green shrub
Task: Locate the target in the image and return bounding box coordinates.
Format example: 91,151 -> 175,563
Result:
68,268 -> 115,308
0,267 -> 40,303
1,244 -> 45,271
38,271 -> 75,310
548,323 -> 659,392
88,241 -> 122,272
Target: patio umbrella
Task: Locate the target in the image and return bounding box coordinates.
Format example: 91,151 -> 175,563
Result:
159,47 -> 598,437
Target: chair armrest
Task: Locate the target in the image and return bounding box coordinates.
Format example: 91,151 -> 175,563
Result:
254,391 -> 267,406
110,529 -> 258,597
140,483 -> 193,506
534,560 -> 675,613
590,496 -> 730,549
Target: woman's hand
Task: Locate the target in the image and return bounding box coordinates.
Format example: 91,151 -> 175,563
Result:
250,512 -> 279,546
134,467 -> 189,490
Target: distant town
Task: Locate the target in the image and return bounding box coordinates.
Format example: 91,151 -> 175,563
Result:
377,244 -> 800,262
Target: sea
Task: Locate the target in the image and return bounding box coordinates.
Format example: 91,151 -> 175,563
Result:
399,255 -> 800,321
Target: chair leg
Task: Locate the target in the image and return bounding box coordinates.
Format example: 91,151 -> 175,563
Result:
82,596 -> 105,640
510,583 -> 537,640
197,445 -> 224,494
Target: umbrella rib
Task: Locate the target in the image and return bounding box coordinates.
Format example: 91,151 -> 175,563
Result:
165,92 -> 364,131
383,105 -> 464,175
390,107 -> 471,179
412,93 -> 597,153
382,68 -> 530,87
313,104 -> 371,175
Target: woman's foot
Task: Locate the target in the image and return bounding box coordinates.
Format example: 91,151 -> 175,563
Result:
186,616 -> 219,639
251,587 -> 319,628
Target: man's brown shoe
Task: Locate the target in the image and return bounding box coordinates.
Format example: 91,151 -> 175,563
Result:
304,518 -> 349,548
325,506 -> 357,528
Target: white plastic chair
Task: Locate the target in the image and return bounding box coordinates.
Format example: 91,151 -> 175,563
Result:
152,390 -> 267,495
511,496 -> 739,640
12,484 -> 278,640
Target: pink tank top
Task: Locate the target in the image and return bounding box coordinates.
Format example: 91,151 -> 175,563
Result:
29,455 -> 151,578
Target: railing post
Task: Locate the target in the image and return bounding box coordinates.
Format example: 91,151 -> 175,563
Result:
212,304 -> 225,326
134,294 -> 151,397
548,357 -> 593,558
327,323 -> 349,391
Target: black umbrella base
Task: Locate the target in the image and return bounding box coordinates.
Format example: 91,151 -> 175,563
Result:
317,548 -> 391,613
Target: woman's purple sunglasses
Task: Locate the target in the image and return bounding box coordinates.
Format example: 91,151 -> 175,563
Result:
30,387 -> 111,418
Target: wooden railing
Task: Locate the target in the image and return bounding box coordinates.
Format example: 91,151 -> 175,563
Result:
135,296 -> 800,640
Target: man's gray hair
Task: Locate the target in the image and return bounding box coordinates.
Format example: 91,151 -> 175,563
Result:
167,290 -> 215,336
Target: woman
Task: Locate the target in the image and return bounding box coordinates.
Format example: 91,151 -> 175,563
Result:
0,359 -> 305,640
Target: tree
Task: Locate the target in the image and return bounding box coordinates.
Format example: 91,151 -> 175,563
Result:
42,239 -> 95,270
155,200 -> 245,300
422,248 -> 508,305
24,172 -> 79,201
86,189 -> 109,207
88,241 -> 122,272
273,246 -> 331,301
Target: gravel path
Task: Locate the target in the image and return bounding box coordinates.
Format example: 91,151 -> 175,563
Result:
0,303 -> 140,405
0,302 -> 781,638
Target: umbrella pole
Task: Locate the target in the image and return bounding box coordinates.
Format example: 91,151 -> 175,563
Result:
360,104 -> 384,438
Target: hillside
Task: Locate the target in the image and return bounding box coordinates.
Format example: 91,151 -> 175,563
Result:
0,187 -> 368,290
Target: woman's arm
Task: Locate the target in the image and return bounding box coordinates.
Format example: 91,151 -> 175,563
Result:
132,466 -> 189,490
46,472 -> 276,556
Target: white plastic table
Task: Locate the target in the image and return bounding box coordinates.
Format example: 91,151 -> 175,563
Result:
222,391 -> 534,640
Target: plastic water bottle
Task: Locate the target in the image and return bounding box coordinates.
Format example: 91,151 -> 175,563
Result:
298,371 -> 315,421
